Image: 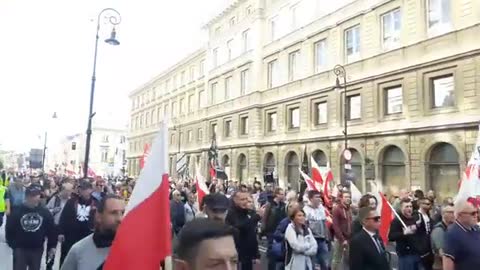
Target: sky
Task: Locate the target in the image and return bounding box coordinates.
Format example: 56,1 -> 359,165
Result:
0,0 -> 228,152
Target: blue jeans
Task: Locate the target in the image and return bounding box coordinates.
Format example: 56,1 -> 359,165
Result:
314,238 -> 329,270
399,255 -> 424,270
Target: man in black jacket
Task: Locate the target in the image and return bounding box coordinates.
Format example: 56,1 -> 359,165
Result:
6,184 -> 57,270
226,190 -> 264,270
389,198 -> 429,270
350,207 -> 390,270
261,187 -> 286,270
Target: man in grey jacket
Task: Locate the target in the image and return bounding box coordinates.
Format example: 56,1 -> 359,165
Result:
303,190 -> 329,270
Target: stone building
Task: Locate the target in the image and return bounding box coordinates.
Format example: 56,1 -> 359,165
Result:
127,0 -> 480,199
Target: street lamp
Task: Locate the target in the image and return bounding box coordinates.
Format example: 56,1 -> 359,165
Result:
42,112 -> 58,172
83,8 -> 121,179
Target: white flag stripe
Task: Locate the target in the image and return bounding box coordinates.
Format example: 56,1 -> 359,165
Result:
126,120 -> 169,215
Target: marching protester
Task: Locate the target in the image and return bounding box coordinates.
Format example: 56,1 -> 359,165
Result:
58,180 -> 97,266
284,208 -> 317,270
6,184 -> 57,270
171,190 -> 186,235
352,194 -> 377,236
261,187 -> 286,270
431,204 -> 455,270
349,207 -> 390,270
184,192 -> 198,223
202,192 -> 229,222
331,190 -> 352,270
0,181 -> 9,227
303,190 -> 329,270
418,197 -> 434,270
61,194 -> 125,270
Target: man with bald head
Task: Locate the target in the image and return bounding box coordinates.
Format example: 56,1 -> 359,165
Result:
171,190 -> 186,235
443,201 -> 480,270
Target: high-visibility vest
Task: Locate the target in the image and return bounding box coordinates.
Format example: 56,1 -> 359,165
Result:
0,176 -> 9,188
0,186 -> 6,212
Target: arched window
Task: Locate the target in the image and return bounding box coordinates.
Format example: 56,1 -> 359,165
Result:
286,151 -> 300,191
312,150 -> 328,166
381,146 -> 406,195
428,143 -> 460,200
222,155 -> 231,179
264,152 -> 276,172
237,154 -> 247,183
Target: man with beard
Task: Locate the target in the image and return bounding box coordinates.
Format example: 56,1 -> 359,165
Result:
61,194 -> 125,270
58,180 -> 97,266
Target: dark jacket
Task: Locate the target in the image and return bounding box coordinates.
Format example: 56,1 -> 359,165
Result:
388,212 -> 430,257
6,204 -> 57,249
332,203 -> 352,242
258,191 -> 273,207
59,196 -> 96,244
349,229 -> 391,270
352,217 -> 362,236
170,200 -> 186,233
226,205 -> 261,261
261,200 -> 286,235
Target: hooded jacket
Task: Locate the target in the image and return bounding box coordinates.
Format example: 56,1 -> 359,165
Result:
388,211 -> 430,257
226,205 -> 261,261
59,195 -> 96,243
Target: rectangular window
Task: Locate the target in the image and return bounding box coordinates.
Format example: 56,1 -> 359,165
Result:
315,102 -> 328,125
199,60 -> 205,77
431,75 -> 455,108
427,0 -> 451,36
179,98 -> 185,114
198,90 -> 206,108
224,120 -> 232,137
288,50 -> 301,81
291,4 -> 299,30
270,16 -> 278,41
227,39 -> 233,61
210,83 -> 217,104
267,59 -> 279,88
188,94 -> 194,113
240,69 -> 250,95
230,17 -> 236,27
289,107 -> 300,129
382,9 -> 401,50
172,101 -> 177,117
345,25 -> 361,63
157,107 -> 162,122
187,130 -> 193,142
189,66 -> 195,82
225,77 -> 232,100
347,94 -> 362,120
101,147 -> 109,162
314,40 -> 327,73
246,5 -> 252,15
180,71 -> 185,85
242,29 -> 251,52
212,48 -> 218,67
172,75 -> 177,89
211,123 -> 218,136
240,116 -> 249,135
385,86 -> 403,114
267,112 -> 277,132
164,104 -> 169,118
198,128 -> 203,141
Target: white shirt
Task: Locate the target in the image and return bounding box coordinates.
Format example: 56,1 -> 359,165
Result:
363,228 -> 382,253
420,211 -> 431,233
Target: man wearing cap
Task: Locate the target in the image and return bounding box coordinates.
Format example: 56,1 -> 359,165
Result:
6,184 -> 57,270
58,180 -> 97,267
203,193 -> 230,222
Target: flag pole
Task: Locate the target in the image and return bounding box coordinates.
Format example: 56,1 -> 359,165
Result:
383,194 -> 408,230
163,256 -> 172,270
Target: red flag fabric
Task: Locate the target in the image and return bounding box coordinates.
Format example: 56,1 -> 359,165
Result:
455,125 -> 480,205
322,166 -> 334,207
378,192 -> 394,245
299,169 -> 319,192
209,160 -> 216,178
139,144 -> 151,170
195,166 -> 210,206
87,167 -> 97,178
104,122 -> 171,270
310,157 -> 323,185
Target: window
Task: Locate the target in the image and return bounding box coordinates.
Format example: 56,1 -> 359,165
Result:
164,104 -> 169,118
225,77 -> 232,100
210,83 -> 217,104
188,94 -> 194,113
240,116 -> 249,135
171,134 -> 175,144
345,25 -> 360,63
385,86 -> 403,114
290,4 -> 299,30
179,98 -> 185,114
189,66 -> 195,82
314,102 -> 328,125
199,60 -> 205,77
267,59 -> 280,88
140,114 -> 144,128
289,107 -> 300,129
180,71 -> 185,85
270,16 -> 278,41
212,48 -> 218,67
347,95 -> 362,120
173,75 -> 177,89
101,147 -> 109,162
267,112 -> 277,132
157,107 -> 162,122
427,0 -> 451,36
246,5 -> 252,15
145,112 -> 150,126
187,130 -> 193,142
224,120 -> 232,137
314,40 -> 327,73
172,101 -> 177,117
431,75 -> 455,108
198,90 -> 206,108
102,135 -> 109,143
382,9 -> 401,50
211,123 -> 218,136
240,69 -> 250,95
166,79 -> 171,91
242,29 -> 251,52
288,50 -> 301,81
198,128 -> 203,141
227,39 -> 233,61
230,17 -> 236,27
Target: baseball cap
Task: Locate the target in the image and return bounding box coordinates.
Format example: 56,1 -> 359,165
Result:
203,193 -> 230,212
25,184 -> 43,197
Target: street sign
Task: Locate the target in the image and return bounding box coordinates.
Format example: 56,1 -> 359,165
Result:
343,149 -> 352,161
344,163 -> 352,170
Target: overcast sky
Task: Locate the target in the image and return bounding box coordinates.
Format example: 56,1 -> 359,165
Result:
0,0 -> 228,152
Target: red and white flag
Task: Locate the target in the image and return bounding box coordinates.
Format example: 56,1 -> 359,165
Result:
87,167 -> 97,178
456,125 -> 480,206
310,157 -> 323,185
195,165 -> 210,206
377,191 -> 394,245
104,121 -> 171,270
139,144 -> 151,170
350,182 -> 362,205
299,169 -> 319,192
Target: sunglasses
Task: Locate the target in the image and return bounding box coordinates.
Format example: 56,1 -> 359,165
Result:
460,211 -> 478,216
366,216 -> 381,222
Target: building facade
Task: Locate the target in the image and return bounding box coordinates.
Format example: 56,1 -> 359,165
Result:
128,0 -> 480,199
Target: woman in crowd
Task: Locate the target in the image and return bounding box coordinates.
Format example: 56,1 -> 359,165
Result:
284,208 -> 317,270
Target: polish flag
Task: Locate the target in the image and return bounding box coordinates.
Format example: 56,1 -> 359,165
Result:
350,182 -> 362,205
377,192 -> 394,245
195,165 -> 210,206
321,164 -> 334,206
104,121 -> 171,270
456,125 -> 480,205
87,167 -> 97,178
139,144 -> 151,170
310,157 -> 324,185
299,169 -> 319,192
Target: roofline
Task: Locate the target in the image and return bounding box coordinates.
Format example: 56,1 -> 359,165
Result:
202,0 -> 247,29
129,47 -> 206,97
